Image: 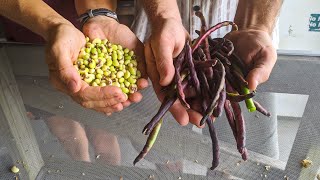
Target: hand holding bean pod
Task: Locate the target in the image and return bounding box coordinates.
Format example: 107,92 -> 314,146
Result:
134,7 -> 271,170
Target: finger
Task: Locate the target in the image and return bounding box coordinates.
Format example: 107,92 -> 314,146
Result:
77,85 -> 126,102
150,37 -> 175,86
145,41 -> 161,93
122,100 -> 131,108
169,101 -> 189,126
187,110 -> 204,128
82,24 -> 106,39
96,103 -> 124,115
128,92 -> 143,103
137,78 -> 149,90
134,41 -> 148,80
47,50 -> 83,93
246,47 -> 277,90
81,96 -> 127,109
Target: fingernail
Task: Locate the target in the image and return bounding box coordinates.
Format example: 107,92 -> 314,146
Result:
124,93 -> 128,100
106,113 -> 112,116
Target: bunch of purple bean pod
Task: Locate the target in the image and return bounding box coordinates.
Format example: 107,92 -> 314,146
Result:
137,6 -> 271,170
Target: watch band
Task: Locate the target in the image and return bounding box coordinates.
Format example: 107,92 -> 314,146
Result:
78,8 -> 119,25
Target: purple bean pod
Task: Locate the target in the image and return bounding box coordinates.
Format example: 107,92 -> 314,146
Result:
224,100 -> 237,139
254,100 -> 271,117
230,101 -> 247,159
142,94 -> 177,135
212,87 -> 226,117
185,44 -> 201,95
207,116 -> 220,170
226,91 -> 255,102
200,61 -> 226,126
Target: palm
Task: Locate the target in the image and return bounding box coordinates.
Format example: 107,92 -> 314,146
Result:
225,29 -> 277,90
82,16 -> 148,106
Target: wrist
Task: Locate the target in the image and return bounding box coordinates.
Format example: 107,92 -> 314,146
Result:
235,23 -> 272,35
234,0 -> 282,36
151,13 -> 182,26
42,17 -> 73,41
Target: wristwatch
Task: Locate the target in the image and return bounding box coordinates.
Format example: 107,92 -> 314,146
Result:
78,8 -> 119,25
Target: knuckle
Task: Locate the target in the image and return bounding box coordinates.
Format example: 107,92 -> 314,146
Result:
113,104 -> 123,112
80,101 -> 90,108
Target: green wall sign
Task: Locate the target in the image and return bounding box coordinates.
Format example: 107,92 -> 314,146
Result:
309,14 -> 320,32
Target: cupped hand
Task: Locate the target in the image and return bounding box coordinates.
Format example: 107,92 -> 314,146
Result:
225,29 -> 277,90
81,16 -> 149,114
145,18 -> 203,127
45,23 -> 124,116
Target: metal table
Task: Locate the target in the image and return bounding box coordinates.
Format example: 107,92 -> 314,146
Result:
0,44 -> 319,180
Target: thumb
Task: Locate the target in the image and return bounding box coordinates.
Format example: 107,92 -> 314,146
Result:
59,66 -> 82,94
150,39 -> 175,86
246,64 -> 272,91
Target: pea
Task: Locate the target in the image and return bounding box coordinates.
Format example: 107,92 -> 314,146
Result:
124,71 -> 131,79
106,59 -> 113,67
117,71 -> 124,78
118,77 -> 125,83
85,48 -> 91,53
103,70 -> 111,76
80,65 -> 86,69
124,81 -> 130,87
102,39 -> 108,45
92,38 -> 102,45
92,82 -> 99,86
121,87 -> 129,94
137,70 -> 141,78
88,61 -> 96,69
124,48 -> 130,54
112,53 -> 118,61
91,48 -> 97,54
89,68 -> 95,74
128,67 -> 136,76
125,56 -> 132,61
96,74 -> 103,79
112,82 -> 121,87
110,66 -> 116,72
83,54 -> 90,60
129,50 -> 134,56
112,60 -> 120,67
96,69 -> 103,74
111,44 -> 118,51
128,76 -> 137,84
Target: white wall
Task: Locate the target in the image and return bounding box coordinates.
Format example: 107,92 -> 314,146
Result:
278,0 -> 320,53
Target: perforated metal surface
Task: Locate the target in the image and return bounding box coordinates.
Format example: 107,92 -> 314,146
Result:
1,45 -> 320,180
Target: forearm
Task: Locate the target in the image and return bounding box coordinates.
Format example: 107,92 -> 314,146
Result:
142,0 -> 181,26
234,0 -> 283,34
0,0 -> 71,41
75,0 -> 117,15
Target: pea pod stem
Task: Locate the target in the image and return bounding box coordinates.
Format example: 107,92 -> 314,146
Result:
133,119 -> 163,165
243,87 -> 256,112
232,64 -> 256,112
